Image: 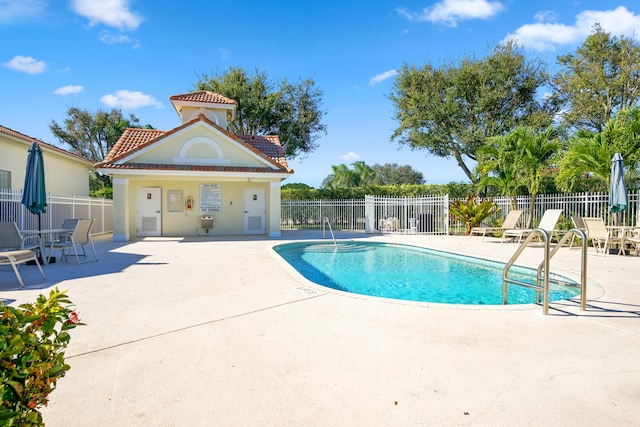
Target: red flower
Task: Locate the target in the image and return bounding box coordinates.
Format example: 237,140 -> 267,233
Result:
68,310 -> 80,324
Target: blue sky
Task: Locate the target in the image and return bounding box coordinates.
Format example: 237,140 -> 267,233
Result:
2,1 -> 639,188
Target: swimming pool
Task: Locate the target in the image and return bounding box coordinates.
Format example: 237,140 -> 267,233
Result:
273,241 -> 580,305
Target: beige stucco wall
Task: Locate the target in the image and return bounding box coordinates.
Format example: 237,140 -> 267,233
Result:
134,125 -> 263,167
0,136 -> 92,196
111,175 -> 281,241
179,106 -> 230,128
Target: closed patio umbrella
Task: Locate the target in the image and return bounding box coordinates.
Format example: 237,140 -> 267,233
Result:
609,152 -> 628,225
21,142 -> 47,252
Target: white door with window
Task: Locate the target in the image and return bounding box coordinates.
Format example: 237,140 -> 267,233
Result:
243,188 -> 265,234
137,187 -> 161,237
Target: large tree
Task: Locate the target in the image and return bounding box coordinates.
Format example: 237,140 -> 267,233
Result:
552,25 -> 640,133
193,66 -> 327,159
49,107 -> 151,187
371,163 -> 424,185
389,40 -> 555,183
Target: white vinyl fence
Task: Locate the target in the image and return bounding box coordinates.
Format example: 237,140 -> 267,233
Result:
0,189 -> 113,234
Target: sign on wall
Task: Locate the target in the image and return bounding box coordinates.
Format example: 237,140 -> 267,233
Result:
200,184 -> 222,212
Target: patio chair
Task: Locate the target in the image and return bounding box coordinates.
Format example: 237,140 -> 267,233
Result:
583,217 -> 623,256
469,209 -> 523,242
0,222 -> 42,252
0,249 -> 46,287
568,216 -> 587,249
0,222 -> 46,287
47,219 -> 98,264
623,225 -> 640,256
502,209 -> 564,244
62,218 -> 80,230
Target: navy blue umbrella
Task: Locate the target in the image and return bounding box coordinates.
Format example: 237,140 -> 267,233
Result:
21,142 -> 47,230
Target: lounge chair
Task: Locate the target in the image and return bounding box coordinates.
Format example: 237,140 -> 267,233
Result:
502,209 -> 564,244
47,219 -> 98,264
469,209 -> 523,242
568,216 -> 587,249
583,217 -> 623,256
0,250 -> 46,287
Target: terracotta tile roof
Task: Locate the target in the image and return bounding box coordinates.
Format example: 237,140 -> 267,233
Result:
97,115 -> 292,174
238,135 -> 289,169
169,91 -> 237,105
102,128 -> 167,162
0,124 -> 94,165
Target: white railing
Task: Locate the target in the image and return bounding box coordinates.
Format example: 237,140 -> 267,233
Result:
281,195 -> 450,235
282,191 -> 640,235
0,189 -> 113,235
281,199 -> 366,231
473,191 -> 640,230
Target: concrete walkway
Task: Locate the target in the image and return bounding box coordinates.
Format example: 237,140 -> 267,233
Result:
1,231 -> 639,426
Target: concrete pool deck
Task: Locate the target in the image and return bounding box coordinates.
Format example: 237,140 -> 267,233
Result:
1,231 -> 639,426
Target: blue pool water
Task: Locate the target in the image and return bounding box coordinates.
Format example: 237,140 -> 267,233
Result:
273,241 -> 580,305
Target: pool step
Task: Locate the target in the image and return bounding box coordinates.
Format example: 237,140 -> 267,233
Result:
301,242 -> 375,253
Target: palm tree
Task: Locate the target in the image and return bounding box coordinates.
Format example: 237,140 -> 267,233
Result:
515,127 -> 560,227
476,133 -> 524,210
556,107 -> 640,192
351,161 -> 375,187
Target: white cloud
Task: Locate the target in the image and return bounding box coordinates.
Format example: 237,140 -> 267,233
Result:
99,32 -> 132,45
506,6 -> 640,51
53,85 -> 84,96
369,70 -> 398,86
3,55 -> 46,74
100,90 -> 162,109
0,0 -> 46,22
534,10 -> 558,23
71,0 -> 143,31
340,151 -> 360,162
397,0 -> 505,27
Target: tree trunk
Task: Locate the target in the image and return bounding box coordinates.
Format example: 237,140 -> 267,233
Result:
526,194 -> 536,229
452,150 -> 476,183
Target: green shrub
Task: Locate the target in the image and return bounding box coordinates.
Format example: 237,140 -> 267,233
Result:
449,197 -> 500,234
0,289 -> 83,426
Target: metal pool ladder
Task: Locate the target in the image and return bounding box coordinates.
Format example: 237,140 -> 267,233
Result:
503,228 -> 587,315
322,217 -> 337,248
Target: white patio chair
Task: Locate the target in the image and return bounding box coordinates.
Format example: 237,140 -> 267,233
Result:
0,222 -> 46,287
502,209 -> 564,244
47,219 -> 98,264
470,209 -> 523,242
0,222 -> 42,252
0,249 -> 46,287
583,217 -> 623,256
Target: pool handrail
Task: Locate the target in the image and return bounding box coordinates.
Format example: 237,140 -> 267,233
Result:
503,228 -> 551,314
536,228 -> 587,312
322,217 -> 337,248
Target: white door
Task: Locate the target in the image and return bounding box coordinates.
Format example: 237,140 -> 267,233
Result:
243,188 -> 265,234
137,187 -> 161,237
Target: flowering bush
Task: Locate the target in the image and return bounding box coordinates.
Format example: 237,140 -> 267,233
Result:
0,288 -> 83,426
